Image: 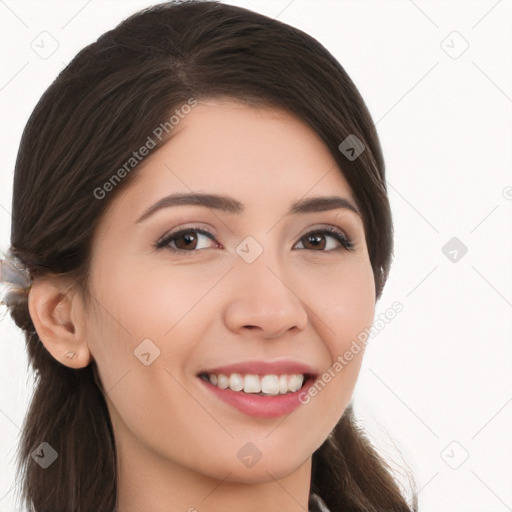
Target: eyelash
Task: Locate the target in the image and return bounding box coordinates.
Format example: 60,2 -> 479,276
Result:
155,225 -> 354,254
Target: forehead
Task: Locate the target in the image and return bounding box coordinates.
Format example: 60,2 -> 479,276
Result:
100,99 -> 354,224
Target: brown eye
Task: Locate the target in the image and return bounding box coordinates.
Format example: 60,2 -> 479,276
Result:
156,228 -> 217,253
294,228 -> 353,252
302,233 -> 327,250
174,230 -> 199,250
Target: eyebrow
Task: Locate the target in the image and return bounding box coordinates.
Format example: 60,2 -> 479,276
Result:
135,193 -> 360,224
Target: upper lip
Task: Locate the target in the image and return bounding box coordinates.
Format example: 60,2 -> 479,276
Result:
198,359 -> 319,377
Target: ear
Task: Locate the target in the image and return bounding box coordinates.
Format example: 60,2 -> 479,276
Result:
28,276 -> 93,369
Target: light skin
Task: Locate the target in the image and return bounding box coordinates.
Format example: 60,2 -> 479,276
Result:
29,99 -> 376,512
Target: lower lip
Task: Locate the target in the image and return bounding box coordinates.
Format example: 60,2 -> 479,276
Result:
197,375 -> 316,418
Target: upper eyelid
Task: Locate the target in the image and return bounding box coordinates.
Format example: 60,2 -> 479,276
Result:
156,225 -> 216,247
159,222 -> 351,238
156,223 -> 352,248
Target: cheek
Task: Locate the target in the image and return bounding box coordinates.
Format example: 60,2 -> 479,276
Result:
84,266 -> 215,462
84,255 -> 222,418
304,254 -> 376,347
89,253 -> 212,344
299,256 -> 375,417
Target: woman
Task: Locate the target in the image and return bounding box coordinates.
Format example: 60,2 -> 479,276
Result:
1,1 -> 416,510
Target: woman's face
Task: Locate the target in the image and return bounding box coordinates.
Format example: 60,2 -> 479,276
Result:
84,99 -> 375,484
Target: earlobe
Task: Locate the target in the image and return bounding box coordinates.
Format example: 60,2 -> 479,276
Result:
28,277 -> 92,369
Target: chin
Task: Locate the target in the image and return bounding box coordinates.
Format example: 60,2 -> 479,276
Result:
195,452 -> 307,484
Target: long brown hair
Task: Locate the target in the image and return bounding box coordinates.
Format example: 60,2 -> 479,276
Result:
6,1 -> 416,510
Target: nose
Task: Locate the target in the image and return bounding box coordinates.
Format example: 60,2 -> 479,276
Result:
223,257 -> 308,339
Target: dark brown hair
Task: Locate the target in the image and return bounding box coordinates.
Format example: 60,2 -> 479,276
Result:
6,1 -> 416,510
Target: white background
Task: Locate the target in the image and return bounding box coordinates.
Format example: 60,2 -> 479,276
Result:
1,1 -> 511,511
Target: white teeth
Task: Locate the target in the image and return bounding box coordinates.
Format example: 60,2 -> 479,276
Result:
261,375 -> 280,394
205,372 -> 306,395
217,374 -> 229,389
243,374 -> 261,393
288,374 -> 304,392
229,373 -> 244,392
279,374 -> 288,394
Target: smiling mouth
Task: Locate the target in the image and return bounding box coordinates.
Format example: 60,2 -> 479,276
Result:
197,372 -> 315,396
